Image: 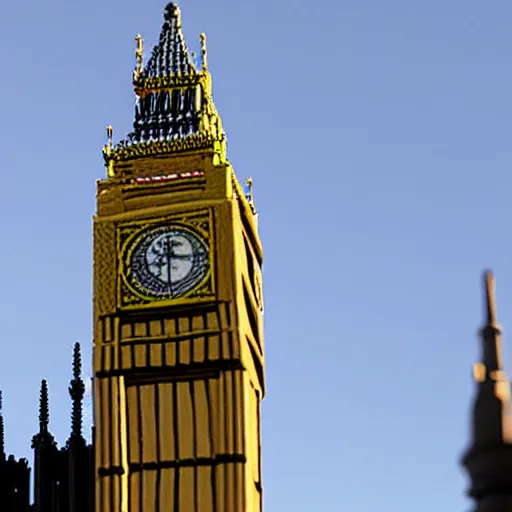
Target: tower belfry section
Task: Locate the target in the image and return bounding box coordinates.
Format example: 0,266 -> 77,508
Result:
462,271 -> 512,511
94,3 -> 265,512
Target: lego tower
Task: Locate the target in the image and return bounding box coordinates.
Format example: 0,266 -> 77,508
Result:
93,3 -> 265,512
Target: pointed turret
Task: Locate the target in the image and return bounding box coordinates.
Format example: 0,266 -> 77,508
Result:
68,342 -> 85,445
32,379 -> 55,446
39,380 -> 50,436
462,271 -> 512,511
0,391 -> 5,463
103,2 -> 226,177
66,343 -> 93,512
32,380 -> 58,512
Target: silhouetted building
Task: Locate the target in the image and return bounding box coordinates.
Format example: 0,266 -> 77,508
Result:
0,343 -> 93,512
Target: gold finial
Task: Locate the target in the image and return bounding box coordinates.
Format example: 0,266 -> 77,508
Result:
106,125 -> 113,152
135,34 -> 144,78
200,33 -> 208,71
246,177 -> 254,206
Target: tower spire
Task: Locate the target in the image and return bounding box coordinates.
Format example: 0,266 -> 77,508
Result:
39,379 -> 49,434
484,270 -> 498,327
473,270 -> 505,383
68,342 -> 85,444
462,270 -> 512,511
32,379 -> 56,448
103,2 -> 226,176
0,391 -> 5,462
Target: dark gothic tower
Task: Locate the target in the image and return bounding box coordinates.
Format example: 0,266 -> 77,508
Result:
30,344 -> 94,512
462,271 -> 512,511
32,379 -> 58,511
66,343 -> 94,512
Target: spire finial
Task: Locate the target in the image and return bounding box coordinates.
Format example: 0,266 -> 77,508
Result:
484,270 -> 498,327
69,342 -> 85,441
31,380 -> 56,448
39,380 -> 49,433
200,33 -> 208,71
106,125 -> 113,151
246,177 -> 254,205
0,391 -> 5,461
134,34 -> 144,80
473,270 -> 505,383
164,2 -> 181,22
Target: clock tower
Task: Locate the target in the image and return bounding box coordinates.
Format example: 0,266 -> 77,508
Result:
93,4 -> 264,512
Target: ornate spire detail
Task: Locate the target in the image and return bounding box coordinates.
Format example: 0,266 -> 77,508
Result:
32,380 -> 56,448
68,342 -> 85,445
103,2 -> 226,174
0,390 -> 5,462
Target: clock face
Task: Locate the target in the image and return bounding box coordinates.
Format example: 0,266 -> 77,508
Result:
127,225 -> 209,299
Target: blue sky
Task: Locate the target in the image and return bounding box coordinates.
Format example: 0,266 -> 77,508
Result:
1,0 -> 512,510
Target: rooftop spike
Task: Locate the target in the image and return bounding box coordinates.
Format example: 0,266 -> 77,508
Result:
68,342 -> 85,442
200,33 -> 208,71
39,379 -> 49,434
0,390 -> 5,461
476,270 -> 504,379
484,270 -> 498,328
134,34 -> 144,80
32,379 -> 56,448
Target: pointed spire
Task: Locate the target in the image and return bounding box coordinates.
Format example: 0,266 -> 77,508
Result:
476,270 -> 504,378
484,270 -> 499,329
103,2 -> 226,174
0,390 -> 5,462
200,32 -> 208,71
143,3 -> 195,78
68,342 -> 85,444
39,379 -> 49,434
32,379 -> 56,448
462,271 -> 512,507
134,34 -> 144,80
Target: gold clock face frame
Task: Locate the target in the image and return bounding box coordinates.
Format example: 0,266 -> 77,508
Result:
118,213 -> 214,308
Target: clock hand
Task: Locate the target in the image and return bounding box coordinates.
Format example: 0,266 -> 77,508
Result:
165,238 -> 173,285
168,253 -> 193,259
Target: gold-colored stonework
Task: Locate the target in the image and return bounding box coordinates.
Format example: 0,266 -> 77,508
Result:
93,221 -> 117,316
93,4 -> 264,512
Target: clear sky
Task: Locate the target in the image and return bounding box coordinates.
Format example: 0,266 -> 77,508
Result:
1,0 -> 512,510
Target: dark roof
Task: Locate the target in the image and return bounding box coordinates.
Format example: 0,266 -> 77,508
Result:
103,2 -> 226,171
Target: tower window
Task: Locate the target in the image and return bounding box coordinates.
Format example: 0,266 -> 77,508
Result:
244,235 -> 257,298
243,279 -> 260,351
